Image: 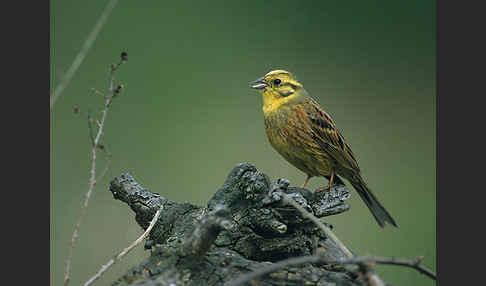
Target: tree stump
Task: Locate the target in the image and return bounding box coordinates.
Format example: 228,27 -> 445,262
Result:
109,162 -> 363,286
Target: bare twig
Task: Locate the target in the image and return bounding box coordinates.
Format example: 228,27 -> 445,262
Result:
339,256 -> 437,280
50,0 -> 119,110
84,205 -> 164,286
280,192 -> 354,258
88,113 -> 95,146
63,56 -> 125,286
95,146 -> 112,183
226,254 -> 436,286
226,254 -> 323,286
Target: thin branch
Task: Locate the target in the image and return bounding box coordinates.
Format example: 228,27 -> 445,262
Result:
226,254 -> 435,286
88,113 -> 95,146
63,57 -> 124,286
339,256 -> 436,280
225,254 -> 323,286
95,146 -> 112,183
50,0 -> 119,110
280,192 -> 354,258
64,96 -> 111,286
84,205 -> 164,286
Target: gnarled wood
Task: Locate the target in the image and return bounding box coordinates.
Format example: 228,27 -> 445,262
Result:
110,163 -> 362,286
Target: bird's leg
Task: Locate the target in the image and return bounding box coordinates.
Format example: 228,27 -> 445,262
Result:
316,169 -> 335,192
301,175 -> 311,189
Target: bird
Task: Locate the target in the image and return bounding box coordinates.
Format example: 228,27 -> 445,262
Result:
250,69 -> 397,228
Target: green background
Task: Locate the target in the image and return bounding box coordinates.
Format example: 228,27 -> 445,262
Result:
50,1 -> 436,285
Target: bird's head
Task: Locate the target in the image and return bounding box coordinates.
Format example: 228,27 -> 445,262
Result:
250,70 -> 304,113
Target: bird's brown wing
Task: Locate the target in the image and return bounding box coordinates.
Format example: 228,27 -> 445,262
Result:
298,96 -> 361,173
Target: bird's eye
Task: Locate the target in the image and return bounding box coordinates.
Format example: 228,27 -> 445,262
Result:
273,79 -> 281,85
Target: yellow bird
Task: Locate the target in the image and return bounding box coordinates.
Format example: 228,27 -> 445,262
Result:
251,69 -> 397,228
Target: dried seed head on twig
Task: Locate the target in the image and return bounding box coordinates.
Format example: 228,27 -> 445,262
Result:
114,84 -> 124,94
121,51 -> 128,62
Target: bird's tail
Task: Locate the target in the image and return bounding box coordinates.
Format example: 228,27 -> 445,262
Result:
349,174 -> 398,228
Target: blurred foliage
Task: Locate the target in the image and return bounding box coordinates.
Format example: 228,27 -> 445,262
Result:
50,1 -> 435,285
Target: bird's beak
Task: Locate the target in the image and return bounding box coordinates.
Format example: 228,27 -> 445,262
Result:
250,77 -> 267,90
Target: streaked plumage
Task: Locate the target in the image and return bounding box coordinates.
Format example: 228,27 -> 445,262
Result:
251,70 -> 397,228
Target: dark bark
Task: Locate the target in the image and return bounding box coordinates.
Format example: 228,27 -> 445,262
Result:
109,162 -> 363,286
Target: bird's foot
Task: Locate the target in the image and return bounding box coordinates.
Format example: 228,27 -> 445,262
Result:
315,183 -> 333,193
301,175 -> 311,189
316,170 -> 335,193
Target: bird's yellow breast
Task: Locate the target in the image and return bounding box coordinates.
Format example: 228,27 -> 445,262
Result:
263,103 -> 332,177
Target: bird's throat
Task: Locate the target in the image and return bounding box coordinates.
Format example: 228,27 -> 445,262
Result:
261,92 -> 299,115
